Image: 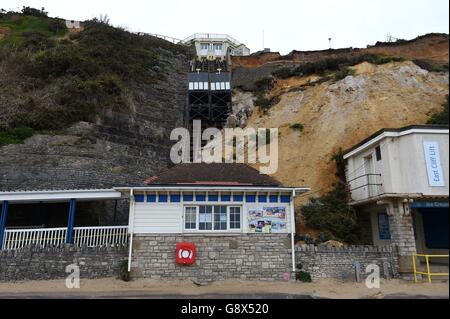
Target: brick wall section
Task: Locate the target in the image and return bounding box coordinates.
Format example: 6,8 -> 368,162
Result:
296,245 -> 399,281
131,234 -> 293,282
0,245 -> 128,282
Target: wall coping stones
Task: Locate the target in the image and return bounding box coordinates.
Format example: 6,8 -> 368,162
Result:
296,244 -> 398,253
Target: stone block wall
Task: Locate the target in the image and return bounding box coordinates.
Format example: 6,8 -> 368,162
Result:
0,245 -> 128,282
131,235 -> 401,282
296,245 -> 399,281
131,234 -> 293,282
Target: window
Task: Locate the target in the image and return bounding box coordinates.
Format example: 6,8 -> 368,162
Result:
199,206 -> 213,230
135,195 -> 145,202
280,195 -> 291,203
378,213 -> 391,240
229,207 -> 241,230
213,206 -> 227,230
184,206 -> 242,232
185,207 -> 197,230
375,146 -> 382,161
200,43 -> 209,51
213,43 -> 222,51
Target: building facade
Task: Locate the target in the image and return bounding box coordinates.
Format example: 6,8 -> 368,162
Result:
344,125 -> 449,275
116,163 -> 309,281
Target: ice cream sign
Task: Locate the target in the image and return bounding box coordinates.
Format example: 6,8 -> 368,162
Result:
423,141 -> 445,187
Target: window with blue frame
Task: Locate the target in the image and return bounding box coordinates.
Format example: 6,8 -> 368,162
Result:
221,194 -> 231,202
269,195 -> 279,203
246,195 -> 256,203
208,193 -> 219,202
258,195 -> 267,203
378,213 -> 391,240
170,194 -> 181,203
183,194 -> 194,202
280,195 -> 291,203
147,194 -> 157,202
158,194 -> 168,203
135,194 -> 145,202
196,194 -> 206,202
233,194 -> 243,202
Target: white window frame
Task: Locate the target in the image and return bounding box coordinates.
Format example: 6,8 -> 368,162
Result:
184,206 -> 198,230
183,205 -> 242,233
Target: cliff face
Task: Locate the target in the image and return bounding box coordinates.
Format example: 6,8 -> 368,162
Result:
241,61 -> 448,219
0,16 -> 188,191
232,33 -> 449,69
231,33 -> 449,91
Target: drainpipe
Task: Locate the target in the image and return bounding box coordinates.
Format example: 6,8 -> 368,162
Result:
290,190 -> 296,273
127,189 -> 135,272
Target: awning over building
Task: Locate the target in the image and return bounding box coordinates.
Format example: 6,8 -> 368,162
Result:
0,189 -> 122,204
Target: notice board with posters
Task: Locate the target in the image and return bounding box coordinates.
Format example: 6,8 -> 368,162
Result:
247,206 -> 288,233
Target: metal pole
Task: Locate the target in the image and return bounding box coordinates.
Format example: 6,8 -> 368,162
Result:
127,189 -> 135,272
426,255 -> 432,283
65,199 -> 76,244
0,201 -> 9,251
412,254 -> 418,283
290,190 -> 296,273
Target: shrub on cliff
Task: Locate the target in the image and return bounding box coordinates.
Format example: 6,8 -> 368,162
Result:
427,95 -> 449,125
21,6 -> 48,18
0,127 -> 34,146
300,149 -> 361,244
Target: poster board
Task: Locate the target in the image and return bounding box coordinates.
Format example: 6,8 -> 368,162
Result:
247,206 -> 287,233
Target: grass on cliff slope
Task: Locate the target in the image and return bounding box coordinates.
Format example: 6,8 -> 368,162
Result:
272,54 -> 406,80
0,15 -> 67,47
0,12 -> 189,135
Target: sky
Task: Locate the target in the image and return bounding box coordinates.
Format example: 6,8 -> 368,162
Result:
2,0 -> 449,54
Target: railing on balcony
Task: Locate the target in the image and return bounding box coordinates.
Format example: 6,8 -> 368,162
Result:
348,173 -> 384,201
182,33 -> 242,46
2,226 -> 129,251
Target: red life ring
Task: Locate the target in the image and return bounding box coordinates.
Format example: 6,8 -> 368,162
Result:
176,242 -> 196,265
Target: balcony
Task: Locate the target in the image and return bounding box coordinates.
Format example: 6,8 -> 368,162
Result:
348,173 -> 384,203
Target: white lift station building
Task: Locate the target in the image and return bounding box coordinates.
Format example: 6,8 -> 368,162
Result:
116,163 -> 309,281
344,125 -> 449,276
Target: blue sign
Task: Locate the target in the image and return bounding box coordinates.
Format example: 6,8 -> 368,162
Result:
410,202 -> 449,209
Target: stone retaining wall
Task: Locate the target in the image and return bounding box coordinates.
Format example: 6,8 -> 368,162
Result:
131,234 -> 292,282
0,245 -> 128,282
296,245 -> 399,281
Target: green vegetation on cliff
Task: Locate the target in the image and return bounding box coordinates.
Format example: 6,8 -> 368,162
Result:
0,8 -> 189,141
300,150 -> 360,244
427,95 -> 449,125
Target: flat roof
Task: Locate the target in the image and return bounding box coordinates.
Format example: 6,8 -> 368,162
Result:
0,189 -> 122,204
344,125 -> 449,159
114,186 -> 310,197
